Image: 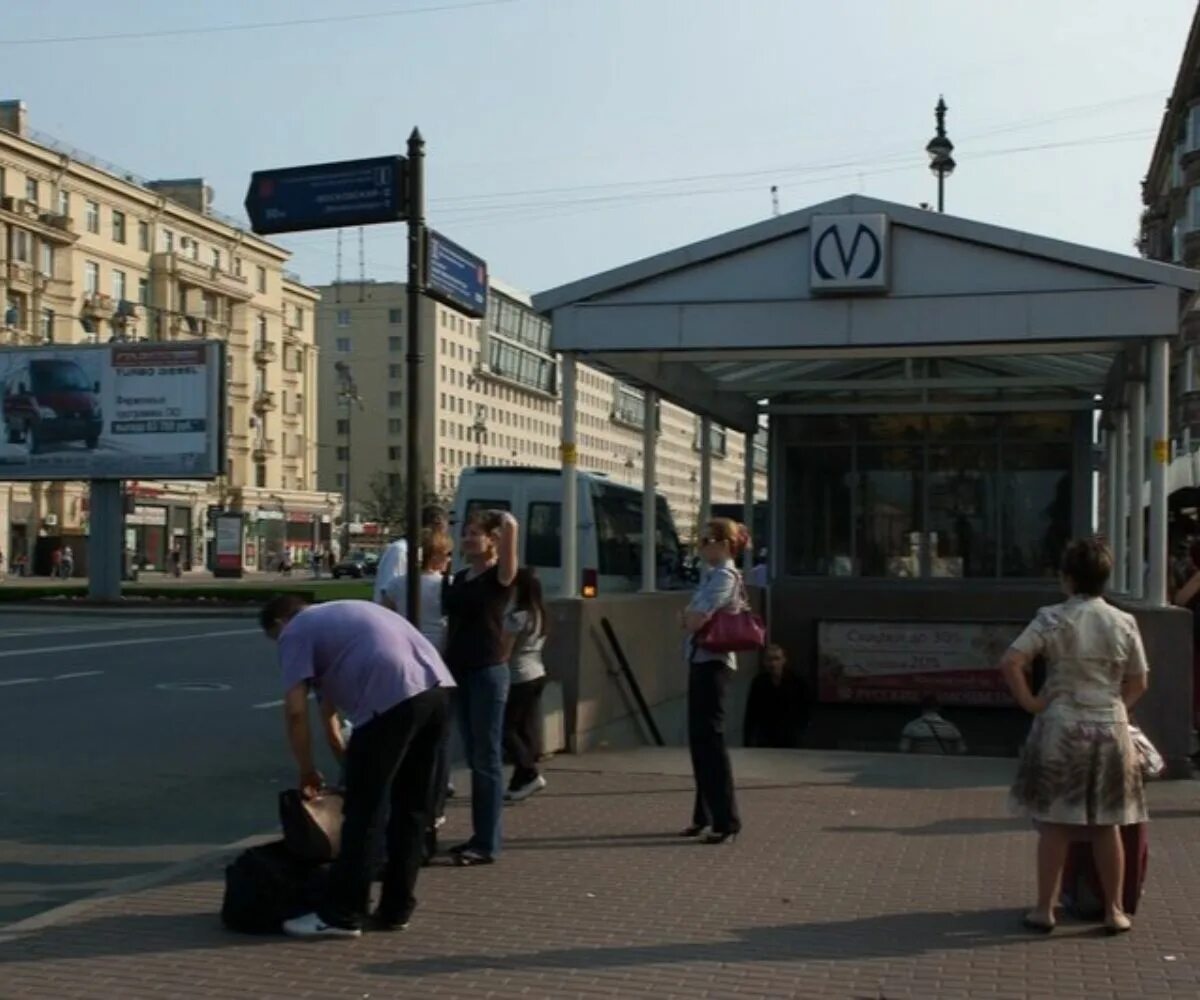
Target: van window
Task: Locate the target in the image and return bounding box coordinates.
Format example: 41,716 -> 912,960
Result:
526,502 -> 561,567
592,483 -> 682,584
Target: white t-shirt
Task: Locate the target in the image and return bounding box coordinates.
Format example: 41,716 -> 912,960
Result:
372,539 -> 408,603
387,571 -> 446,651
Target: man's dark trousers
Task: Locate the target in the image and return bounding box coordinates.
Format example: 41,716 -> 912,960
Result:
319,686 -> 449,929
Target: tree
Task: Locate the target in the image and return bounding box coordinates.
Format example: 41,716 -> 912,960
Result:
360,472 -> 407,535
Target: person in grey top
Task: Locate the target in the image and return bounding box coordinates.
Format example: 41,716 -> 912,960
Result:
679,518 -> 750,844
502,568 -> 549,802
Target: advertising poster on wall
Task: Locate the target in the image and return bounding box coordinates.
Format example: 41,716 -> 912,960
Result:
817,620 -> 1025,707
214,512 -> 245,577
0,342 -> 224,480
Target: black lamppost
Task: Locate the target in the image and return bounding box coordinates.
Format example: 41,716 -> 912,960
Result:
334,360 -> 362,554
925,96 -> 955,213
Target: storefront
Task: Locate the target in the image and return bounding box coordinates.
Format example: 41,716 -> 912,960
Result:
535,194 -> 1200,774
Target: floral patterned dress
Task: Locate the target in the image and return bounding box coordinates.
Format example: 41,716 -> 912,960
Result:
1008,595 -> 1149,827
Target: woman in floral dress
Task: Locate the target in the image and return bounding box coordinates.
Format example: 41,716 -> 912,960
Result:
1001,537 -> 1149,935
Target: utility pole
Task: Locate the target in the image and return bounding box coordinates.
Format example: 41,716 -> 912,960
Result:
404,128 -> 426,623
335,360 -> 359,555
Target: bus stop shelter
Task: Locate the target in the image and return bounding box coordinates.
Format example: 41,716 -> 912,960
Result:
534,194 -> 1200,773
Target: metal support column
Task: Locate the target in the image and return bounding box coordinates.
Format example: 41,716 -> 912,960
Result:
88,480 -> 123,601
742,428 -> 756,573
1186,346 -> 1196,455
1104,422 -> 1118,554
1148,338 -> 1170,607
699,415 -> 713,536
641,389 -> 658,593
1113,407 -> 1129,593
404,128 -> 425,621
560,354 -> 579,598
1129,379 -> 1146,599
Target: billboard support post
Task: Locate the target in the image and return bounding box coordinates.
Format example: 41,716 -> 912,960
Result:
404,128 -> 425,622
88,480 -> 123,601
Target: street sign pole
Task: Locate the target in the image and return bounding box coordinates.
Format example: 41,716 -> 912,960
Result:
405,128 -> 425,623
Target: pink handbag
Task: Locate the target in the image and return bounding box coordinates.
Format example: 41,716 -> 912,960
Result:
697,574 -> 765,653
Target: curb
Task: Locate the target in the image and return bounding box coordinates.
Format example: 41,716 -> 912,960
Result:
0,831 -> 275,941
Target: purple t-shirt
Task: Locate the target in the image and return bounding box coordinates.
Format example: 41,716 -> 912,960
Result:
278,600 -> 455,726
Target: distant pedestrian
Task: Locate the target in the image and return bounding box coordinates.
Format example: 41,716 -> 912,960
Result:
62,545 -> 75,579
0,548 -> 6,580
443,510 -> 518,866
899,695 -> 966,755
503,568 -> 549,802
311,548 -> 323,579
170,547 -> 183,578
259,595 -> 454,939
744,644 -> 808,748
51,547 -> 62,579
679,517 -> 750,845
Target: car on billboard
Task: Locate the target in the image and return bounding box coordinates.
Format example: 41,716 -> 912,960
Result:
2,358 -> 102,455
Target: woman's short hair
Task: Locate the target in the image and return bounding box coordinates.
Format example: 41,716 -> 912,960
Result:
1060,537 -> 1113,596
703,517 -> 751,560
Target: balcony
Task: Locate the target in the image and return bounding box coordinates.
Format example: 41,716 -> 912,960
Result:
82,293 -> 116,319
252,439 -> 278,462
254,340 -> 277,364
5,260 -> 39,291
0,197 -> 79,244
150,252 -> 252,301
253,390 -> 277,413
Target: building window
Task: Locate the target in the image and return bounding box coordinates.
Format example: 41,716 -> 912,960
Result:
336,337 -> 351,353
388,391 -> 403,408
138,277 -> 150,305
188,237 -> 200,260
39,244 -> 54,278
112,269 -> 126,302
257,314 -> 268,344
336,418 -> 349,435
388,364 -> 402,378
388,446 -> 403,461
112,210 -> 126,244
233,256 -> 243,277
212,248 -> 222,270
84,260 -> 100,295
161,228 -> 174,252
336,446 -> 350,461
256,266 -> 267,293
388,418 -> 403,433
336,309 -> 351,327
11,228 -> 30,262
57,190 -> 69,217
138,220 -> 150,251
336,473 -> 346,489
85,200 -> 100,234
389,336 -> 402,351
25,177 -> 38,205
40,308 -> 54,342
255,464 -> 267,489
388,308 -> 403,324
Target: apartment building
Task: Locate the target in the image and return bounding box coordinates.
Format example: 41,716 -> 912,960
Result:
0,100 -> 338,574
315,278 -> 767,545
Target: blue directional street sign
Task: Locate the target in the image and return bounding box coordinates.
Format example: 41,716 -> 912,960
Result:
244,155 -> 407,235
425,230 -> 488,318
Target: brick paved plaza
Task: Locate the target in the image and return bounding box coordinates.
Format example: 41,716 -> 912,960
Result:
1,749 -> 1198,999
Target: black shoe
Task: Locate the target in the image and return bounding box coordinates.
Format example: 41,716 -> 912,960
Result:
701,830 -> 739,845
453,847 -> 495,867
368,911 -> 410,932
679,824 -> 707,838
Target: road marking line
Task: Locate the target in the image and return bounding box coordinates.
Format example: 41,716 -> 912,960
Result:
252,699 -> 284,710
0,627 -> 259,658
0,619 -> 243,639
53,670 -> 105,680
0,677 -> 42,687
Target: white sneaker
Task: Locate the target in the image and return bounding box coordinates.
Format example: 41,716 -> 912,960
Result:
507,775 -> 547,802
282,912 -> 362,939
434,814 -> 447,829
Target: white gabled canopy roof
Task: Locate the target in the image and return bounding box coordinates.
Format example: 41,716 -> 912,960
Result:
533,195 -> 1200,432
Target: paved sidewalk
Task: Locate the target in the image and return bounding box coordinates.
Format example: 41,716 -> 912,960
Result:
2,749 -> 1198,999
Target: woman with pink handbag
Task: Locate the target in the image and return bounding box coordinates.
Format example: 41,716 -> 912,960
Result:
678,518 -> 764,845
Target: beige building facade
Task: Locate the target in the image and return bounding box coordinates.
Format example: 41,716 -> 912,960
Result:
316,279 -> 766,545
0,100 -> 337,574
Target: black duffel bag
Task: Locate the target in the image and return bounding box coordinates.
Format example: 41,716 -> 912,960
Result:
279,789 -> 343,862
221,840 -> 329,934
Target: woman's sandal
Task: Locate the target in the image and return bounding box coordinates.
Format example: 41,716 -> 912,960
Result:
1021,912 -> 1056,934
1104,913 -> 1132,936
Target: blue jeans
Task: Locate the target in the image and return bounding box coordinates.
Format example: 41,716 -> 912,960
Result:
457,664 -> 510,857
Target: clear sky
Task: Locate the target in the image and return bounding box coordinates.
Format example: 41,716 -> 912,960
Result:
2,0 -> 1194,294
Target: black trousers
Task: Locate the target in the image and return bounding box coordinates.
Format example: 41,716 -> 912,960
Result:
503,676 -> 546,786
319,686 -> 448,929
688,660 -> 740,834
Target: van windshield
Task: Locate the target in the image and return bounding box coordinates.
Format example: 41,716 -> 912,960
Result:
592,482 -> 683,587
31,360 -> 92,394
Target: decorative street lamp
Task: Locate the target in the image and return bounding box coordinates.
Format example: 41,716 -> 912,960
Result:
925,96 -> 955,213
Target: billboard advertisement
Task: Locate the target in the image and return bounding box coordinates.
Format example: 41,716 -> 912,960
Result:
0,342 -> 224,480
817,620 -> 1024,707
214,512 -> 245,577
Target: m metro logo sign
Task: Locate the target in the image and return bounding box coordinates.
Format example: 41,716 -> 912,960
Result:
810,214 -> 890,294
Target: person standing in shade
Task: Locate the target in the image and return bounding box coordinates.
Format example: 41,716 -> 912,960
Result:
679,518 -> 749,845
503,568 -> 549,802
61,545 -> 74,579
743,644 -> 809,748
259,595 -> 454,939
899,695 -> 966,754
442,510 -> 518,866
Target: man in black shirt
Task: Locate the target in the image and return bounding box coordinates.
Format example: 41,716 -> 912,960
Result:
743,645 -> 809,748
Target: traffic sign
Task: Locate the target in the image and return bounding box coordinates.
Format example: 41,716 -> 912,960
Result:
425,230 -> 488,318
244,155 -> 407,235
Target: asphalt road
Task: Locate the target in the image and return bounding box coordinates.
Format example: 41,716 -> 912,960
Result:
0,610 -> 313,928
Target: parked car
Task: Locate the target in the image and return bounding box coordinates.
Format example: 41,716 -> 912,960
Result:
331,550 -> 378,579
2,357 -> 102,455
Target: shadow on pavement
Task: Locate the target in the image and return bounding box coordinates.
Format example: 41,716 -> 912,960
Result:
824,816 -> 1029,837
359,908 -> 1047,979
